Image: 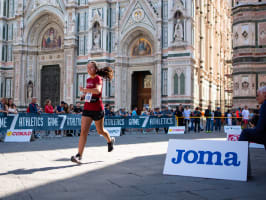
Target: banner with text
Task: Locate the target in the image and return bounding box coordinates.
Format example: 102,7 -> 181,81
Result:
0,113 -> 175,131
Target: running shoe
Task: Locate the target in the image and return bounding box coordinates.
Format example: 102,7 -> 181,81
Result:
71,154 -> 82,164
108,137 -> 115,152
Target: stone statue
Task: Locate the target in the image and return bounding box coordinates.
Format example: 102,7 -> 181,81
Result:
93,31 -> 100,49
27,81 -> 33,99
174,19 -> 183,42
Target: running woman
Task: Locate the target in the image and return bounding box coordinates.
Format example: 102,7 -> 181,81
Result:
71,62 -> 115,164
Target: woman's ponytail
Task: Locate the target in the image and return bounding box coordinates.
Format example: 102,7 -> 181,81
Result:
96,67 -> 113,80
91,61 -> 113,80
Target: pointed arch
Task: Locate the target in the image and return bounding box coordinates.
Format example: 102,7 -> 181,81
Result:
174,73 -> 179,95
180,72 -> 185,95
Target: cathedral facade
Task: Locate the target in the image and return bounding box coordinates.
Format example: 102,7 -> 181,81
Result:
0,0 -> 232,112
232,0 -> 266,109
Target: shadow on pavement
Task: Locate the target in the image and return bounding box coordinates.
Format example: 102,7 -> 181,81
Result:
0,161 -> 103,176
1,150 -> 266,200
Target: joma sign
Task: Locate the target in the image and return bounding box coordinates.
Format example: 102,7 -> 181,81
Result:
163,139 -> 248,181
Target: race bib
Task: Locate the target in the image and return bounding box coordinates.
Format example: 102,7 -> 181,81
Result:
85,93 -> 92,102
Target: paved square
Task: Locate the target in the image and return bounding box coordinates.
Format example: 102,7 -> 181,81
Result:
0,133 -> 265,200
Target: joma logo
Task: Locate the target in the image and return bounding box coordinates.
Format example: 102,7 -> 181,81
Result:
172,149 -> 240,167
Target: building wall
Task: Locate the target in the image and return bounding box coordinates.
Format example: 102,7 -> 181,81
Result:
0,0 -> 232,112
232,0 -> 266,109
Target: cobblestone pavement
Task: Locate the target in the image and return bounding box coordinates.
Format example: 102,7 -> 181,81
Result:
0,132 -> 265,200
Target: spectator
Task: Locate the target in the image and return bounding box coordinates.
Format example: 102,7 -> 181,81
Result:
224,110 -> 229,125
204,105 -> 212,133
210,110 -> 215,132
214,107 -> 222,132
250,105 -> 260,127
64,103 -> 70,114
109,107 -> 115,116
242,105 -> 250,129
227,110 -> 232,126
44,99 -> 54,137
193,107 -> 201,132
0,98 -> 8,113
69,104 -> 74,113
119,108 -> 128,135
239,86 -> 266,177
28,97 -> 40,138
148,108 -> 154,116
183,106 -> 191,133
162,106 -> 172,134
56,101 -> 65,114
131,107 -> 138,117
7,98 -> 17,114
72,102 -> 83,136
105,104 -> 111,116
0,98 -> 8,139
239,87 -> 266,144
174,106 -> 183,126
236,107 -> 242,125
141,107 -> 149,116
74,102 -> 83,114
55,101 -> 65,137
179,104 -> 184,112
44,99 -> 54,114
154,107 -> 162,134
29,97 -> 39,114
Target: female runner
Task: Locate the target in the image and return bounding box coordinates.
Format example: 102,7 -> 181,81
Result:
71,62 -> 115,164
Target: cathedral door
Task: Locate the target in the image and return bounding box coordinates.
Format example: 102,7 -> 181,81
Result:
132,71 -> 152,114
41,65 -> 60,107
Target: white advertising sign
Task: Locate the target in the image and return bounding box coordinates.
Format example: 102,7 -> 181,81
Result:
4,129 -> 32,142
224,126 -> 242,134
163,139 -> 248,181
105,127 -> 121,137
168,126 -> 185,134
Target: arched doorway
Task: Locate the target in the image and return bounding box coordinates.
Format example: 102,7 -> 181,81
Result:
116,27 -> 161,111
41,65 -> 60,107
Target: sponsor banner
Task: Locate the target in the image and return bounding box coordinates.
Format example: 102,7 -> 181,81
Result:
227,132 -> 264,149
163,139 -> 248,181
168,126 -> 185,134
0,113 -> 175,131
4,129 -> 32,142
105,116 -> 176,128
105,127 -> 121,137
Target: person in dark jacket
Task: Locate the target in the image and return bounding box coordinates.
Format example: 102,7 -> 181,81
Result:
29,97 -> 39,114
174,106 -> 184,126
239,87 -> 266,177
239,86 -> 266,147
214,107 -> 222,132
205,105 -> 212,133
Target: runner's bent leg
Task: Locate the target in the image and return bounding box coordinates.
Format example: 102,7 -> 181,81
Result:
95,117 -> 111,143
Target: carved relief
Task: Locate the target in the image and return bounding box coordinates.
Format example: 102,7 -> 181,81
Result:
234,75 -> 256,97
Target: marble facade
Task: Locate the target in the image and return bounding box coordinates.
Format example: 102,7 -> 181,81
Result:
0,0 -> 232,112
232,0 -> 266,109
